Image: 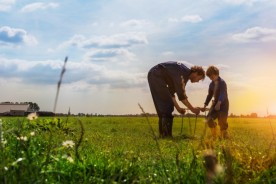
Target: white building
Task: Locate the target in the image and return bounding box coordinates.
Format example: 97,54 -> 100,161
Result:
0,103 -> 31,116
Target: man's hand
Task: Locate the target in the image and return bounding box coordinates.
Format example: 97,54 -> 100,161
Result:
200,105 -> 207,112
192,107 -> 200,115
177,107 -> 186,115
215,101 -> 221,111
200,107 -> 206,112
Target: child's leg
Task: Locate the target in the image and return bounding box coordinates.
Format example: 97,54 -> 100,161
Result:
206,108 -> 219,139
218,112 -> 229,139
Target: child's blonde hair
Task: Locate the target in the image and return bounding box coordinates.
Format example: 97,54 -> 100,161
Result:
206,66 -> 219,77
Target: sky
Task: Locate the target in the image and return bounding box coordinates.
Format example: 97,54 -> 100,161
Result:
1,0 -> 276,116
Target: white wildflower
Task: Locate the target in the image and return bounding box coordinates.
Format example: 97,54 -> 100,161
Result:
67,156 -> 74,163
27,112 -> 38,120
30,132 -> 35,136
62,154 -> 74,163
4,167 -> 8,171
17,136 -> 28,141
62,140 -> 75,148
12,158 -> 25,166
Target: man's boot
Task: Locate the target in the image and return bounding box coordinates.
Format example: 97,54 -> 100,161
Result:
158,118 -> 164,138
161,117 -> 173,138
167,118 -> 173,137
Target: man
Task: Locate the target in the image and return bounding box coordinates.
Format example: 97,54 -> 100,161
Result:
148,61 -> 205,138
201,66 -> 229,139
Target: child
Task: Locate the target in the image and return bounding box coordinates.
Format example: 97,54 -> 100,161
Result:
201,66 -> 229,139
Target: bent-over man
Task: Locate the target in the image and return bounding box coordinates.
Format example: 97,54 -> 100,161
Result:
148,61 -> 205,138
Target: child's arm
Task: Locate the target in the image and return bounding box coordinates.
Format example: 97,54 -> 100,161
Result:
215,80 -> 227,110
201,83 -> 213,112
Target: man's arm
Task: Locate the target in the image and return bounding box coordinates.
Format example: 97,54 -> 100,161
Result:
172,96 -> 185,114
181,99 -> 200,115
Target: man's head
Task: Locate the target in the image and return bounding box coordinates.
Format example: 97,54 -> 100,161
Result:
189,66 -> 205,83
206,66 -> 219,81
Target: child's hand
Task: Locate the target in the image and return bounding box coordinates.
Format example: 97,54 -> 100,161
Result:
200,107 -> 206,112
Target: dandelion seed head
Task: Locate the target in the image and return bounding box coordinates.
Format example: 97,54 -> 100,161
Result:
215,164 -> 224,175
27,112 -> 38,120
203,149 -> 218,174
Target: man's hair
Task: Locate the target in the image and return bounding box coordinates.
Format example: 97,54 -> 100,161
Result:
191,66 -> 205,80
206,66 -> 219,77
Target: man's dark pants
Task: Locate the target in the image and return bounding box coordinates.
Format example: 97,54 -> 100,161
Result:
148,66 -> 174,137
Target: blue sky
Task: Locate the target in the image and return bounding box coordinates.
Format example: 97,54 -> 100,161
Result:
1,0 -> 276,116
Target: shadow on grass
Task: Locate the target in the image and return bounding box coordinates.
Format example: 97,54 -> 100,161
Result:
171,134 -> 198,141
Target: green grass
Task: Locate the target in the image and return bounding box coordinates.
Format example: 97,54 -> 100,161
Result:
0,116 -> 275,183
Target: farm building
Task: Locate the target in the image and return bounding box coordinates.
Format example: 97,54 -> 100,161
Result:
0,103 -> 31,116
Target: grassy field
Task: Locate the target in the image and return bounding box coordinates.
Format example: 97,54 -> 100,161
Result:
0,116 -> 275,183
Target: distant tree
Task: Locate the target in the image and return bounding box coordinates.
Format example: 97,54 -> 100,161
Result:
250,113 -> 258,118
27,102 -> 40,112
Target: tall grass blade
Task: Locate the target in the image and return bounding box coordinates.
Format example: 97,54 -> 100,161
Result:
53,56 -> 68,113
138,103 -> 169,179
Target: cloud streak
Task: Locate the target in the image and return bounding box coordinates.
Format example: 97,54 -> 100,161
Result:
0,57 -> 147,89
232,27 -> 276,42
60,32 -> 148,49
0,26 -> 37,46
20,2 -> 59,13
0,0 -> 15,12
168,15 -> 203,23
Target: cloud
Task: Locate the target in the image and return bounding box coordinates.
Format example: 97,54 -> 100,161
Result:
83,48 -> 135,62
60,32 -> 148,49
0,0 -> 15,12
20,2 -> 59,13
181,15 -> 203,23
169,15 -> 202,23
0,26 -> 38,46
58,32 -> 147,63
161,51 -> 174,56
120,19 -> 151,29
232,27 -> 276,42
0,57 -> 147,89
0,58 -> 63,84
223,0 -> 262,5
65,61 -> 147,89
